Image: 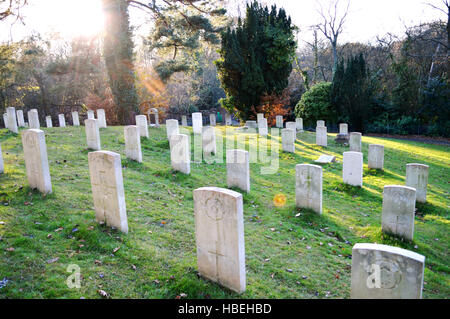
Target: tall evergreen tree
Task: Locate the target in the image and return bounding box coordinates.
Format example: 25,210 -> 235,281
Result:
215,1 -> 296,121
331,53 -> 374,132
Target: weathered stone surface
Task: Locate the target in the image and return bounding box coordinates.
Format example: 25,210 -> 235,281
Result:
148,108 -> 159,127
28,109 -> 40,129
202,126 -> 216,157
281,128 -> 295,153
210,114 -> 216,126
88,151 -> 128,233
225,114 -> 232,126
316,126 -> 327,147
350,132 -> 362,152
0,143 -> 4,173
97,109 -> 107,128
58,114 -> 66,127
295,164 -> 322,214
22,129 -> 52,194
315,154 -> 336,164
169,133 -> 190,174
192,112 -> 203,134
286,121 -> 296,132
135,115 -> 149,138
335,133 -> 349,145
368,144 -> 384,169
317,120 -> 325,127
181,115 -> 188,126
351,243 -> 425,299
46,116 -> 52,128
193,187 -> 246,293
406,164 -> 429,203
124,126 -> 142,163
381,185 -> 416,241
72,111 -> 80,126
258,118 -> 268,136
3,113 -> 7,129
166,119 -> 180,140
16,110 -> 25,127
87,110 -> 95,120
276,115 -> 283,128
339,123 -> 348,135
85,119 -> 101,151
343,151 -> 363,187
7,107 -> 18,133
296,118 -> 303,131
226,149 -> 250,193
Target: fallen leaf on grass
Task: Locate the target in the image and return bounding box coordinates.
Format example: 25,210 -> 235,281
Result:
46,257 -> 59,264
112,247 -> 120,254
97,290 -> 109,298
5,247 -> 14,252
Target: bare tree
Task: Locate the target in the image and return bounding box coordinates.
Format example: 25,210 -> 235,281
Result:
0,0 -> 27,22
316,0 -> 350,77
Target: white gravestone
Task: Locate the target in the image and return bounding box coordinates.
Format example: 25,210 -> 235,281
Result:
124,126 -> 142,163
16,110 -> 25,127
192,112 -> 203,134
181,115 -> 188,126
296,164 -> 322,214
135,115 -> 149,138
72,111 -> 80,126
406,164 -> 429,203
46,116 -> 52,128
286,121 -> 296,133
316,126 -> 327,147
85,119 -> 101,151
28,109 -> 40,129
3,113 -> 8,129
22,129 -> 52,194
343,151 -> 363,187
296,118 -> 303,131
202,126 -> 216,158
381,185 -> 416,241
281,128 -> 295,153
258,118 -> 268,136
166,119 -> 179,140
194,187 -> 246,294
88,151 -> 128,233
97,109 -> 107,128
226,149 -> 250,193
339,123 -> 348,135
209,114 -> 216,126
351,243 -> 425,299
225,114 -> 232,126
58,114 -> 66,127
87,110 -> 95,119
245,121 -> 257,129
169,133 -> 190,174
317,120 -> 325,127
350,132 -> 362,152
7,107 -> 18,133
276,115 -> 283,128
368,144 -> 384,169
257,113 -> 264,123
0,143 -> 4,173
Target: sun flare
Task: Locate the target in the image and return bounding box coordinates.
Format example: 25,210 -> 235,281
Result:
35,0 -> 104,38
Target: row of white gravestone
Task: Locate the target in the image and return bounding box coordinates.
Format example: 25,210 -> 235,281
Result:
2,107 -> 95,131
2,123 -> 429,298
193,185 -> 426,297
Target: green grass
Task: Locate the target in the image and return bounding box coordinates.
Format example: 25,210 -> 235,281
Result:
0,125 -> 449,299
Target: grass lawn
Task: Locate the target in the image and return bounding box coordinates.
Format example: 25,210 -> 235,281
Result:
0,125 -> 449,299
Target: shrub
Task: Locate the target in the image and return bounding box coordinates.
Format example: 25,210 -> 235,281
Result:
294,82 -> 333,127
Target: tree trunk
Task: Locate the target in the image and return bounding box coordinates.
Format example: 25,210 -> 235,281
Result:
102,0 -> 139,125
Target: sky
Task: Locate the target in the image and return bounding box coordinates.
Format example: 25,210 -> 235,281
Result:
0,0 -> 447,46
